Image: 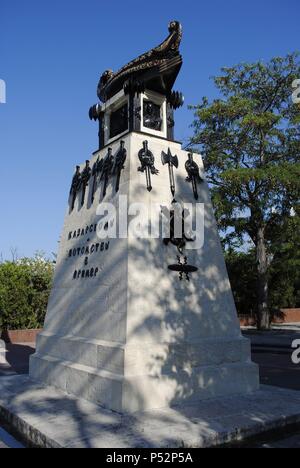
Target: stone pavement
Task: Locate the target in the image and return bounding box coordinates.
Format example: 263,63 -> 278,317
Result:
1,334 -> 300,448
0,342 -> 34,448
1,374 -> 300,448
243,329 -> 300,348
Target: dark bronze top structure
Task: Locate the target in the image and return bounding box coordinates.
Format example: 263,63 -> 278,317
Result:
97,21 -> 183,103
89,21 -> 184,149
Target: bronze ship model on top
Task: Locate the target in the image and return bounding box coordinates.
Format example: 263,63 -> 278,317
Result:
97,21 -> 183,104
89,21 -> 184,132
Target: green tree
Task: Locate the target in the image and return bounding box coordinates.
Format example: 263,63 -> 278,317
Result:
268,208 -> 300,311
0,253 -> 54,330
225,227 -> 300,324
224,249 -> 257,318
189,53 -> 300,329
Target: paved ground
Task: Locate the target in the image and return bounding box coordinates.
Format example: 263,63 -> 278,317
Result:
2,374 -> 300,448
1,331 -> 300,448
240,330 -> 300,448
243,329 -> 300,391
0,342 -> 34,448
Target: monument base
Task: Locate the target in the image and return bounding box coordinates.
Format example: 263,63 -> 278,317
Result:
30,332 -> 258,413
29,133 -> 259,413
1,375 -> 300,448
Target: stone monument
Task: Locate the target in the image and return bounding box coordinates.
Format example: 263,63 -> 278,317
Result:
30,21 -> 259,413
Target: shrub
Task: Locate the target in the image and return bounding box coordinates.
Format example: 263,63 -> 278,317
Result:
0,253 -> 54,330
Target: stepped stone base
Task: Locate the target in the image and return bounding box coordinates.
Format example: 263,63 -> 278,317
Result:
30,332 -> 259,413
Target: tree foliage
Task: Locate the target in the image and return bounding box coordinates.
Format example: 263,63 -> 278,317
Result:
268,209 -> 300,310
224,249 -> 257,318
0,253 -> 54,330
189,53 -> 300,328
225,235 -> 300,321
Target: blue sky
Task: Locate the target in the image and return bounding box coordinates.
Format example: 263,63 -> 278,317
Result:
0,0 -> 299,260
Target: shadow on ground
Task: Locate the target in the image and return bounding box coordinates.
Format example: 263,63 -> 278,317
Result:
0,344 -> 35,375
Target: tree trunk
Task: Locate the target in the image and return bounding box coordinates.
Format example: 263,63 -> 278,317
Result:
256,226 -> 270,330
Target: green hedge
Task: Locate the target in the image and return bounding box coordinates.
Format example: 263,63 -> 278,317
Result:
0,254 -> 54,330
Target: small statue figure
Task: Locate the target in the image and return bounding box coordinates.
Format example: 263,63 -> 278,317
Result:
185,153 -> 203,200
80,160 -> 91,206
91,157 -> 104,203
100,148 -> 114,198
112,140 -> 127,193
69,166 -> 81,211
138,140 -> 159,192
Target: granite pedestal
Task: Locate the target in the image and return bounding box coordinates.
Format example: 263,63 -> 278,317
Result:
30,133 -> 259,413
